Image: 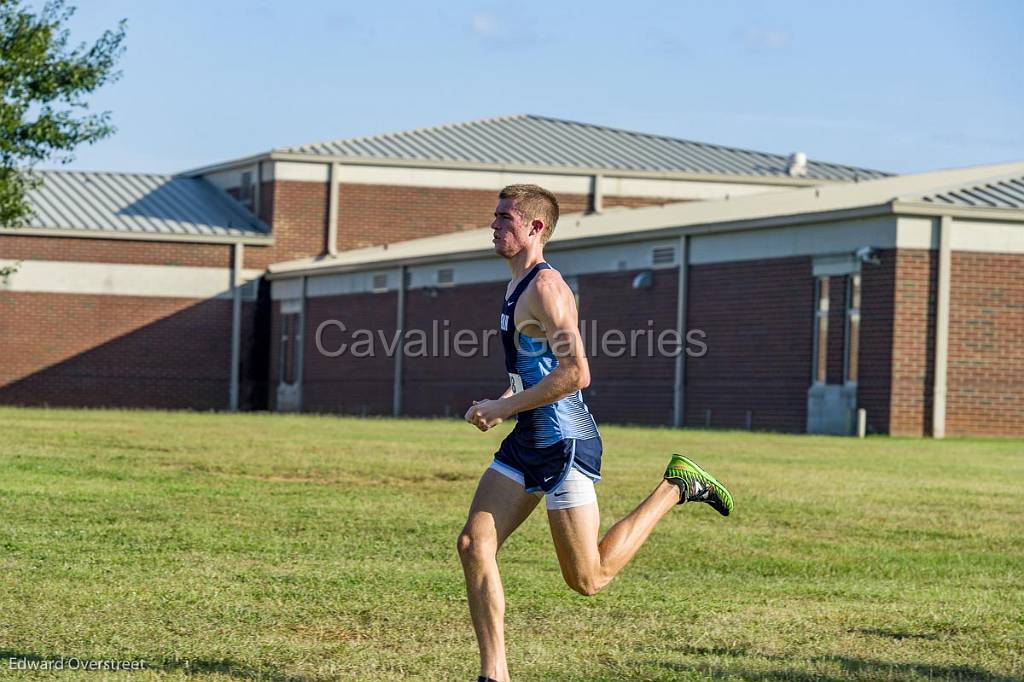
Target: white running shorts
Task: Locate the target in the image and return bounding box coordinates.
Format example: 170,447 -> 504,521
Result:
488,460 -> 598,510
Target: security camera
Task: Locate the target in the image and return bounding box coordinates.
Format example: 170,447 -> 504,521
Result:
855,246 -> 880,265
632,270 -> 654,290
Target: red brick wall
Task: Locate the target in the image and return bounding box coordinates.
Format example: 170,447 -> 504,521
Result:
269,270 -> 683,426
270,259 -> 824,432
0,292 -> 233,409
269,285 -> 507,418
576,269 -> 678,426
333,184 -> 591,251
686,257 -> 814,432
0,233 -> 233,267
246,180 -> 327,269
327,184 -> 680,252
299,292 -> 399,415
402,283 -> 504,418
888,249 -> 937,436
946,251 -> 1024,437
0,178 -> 683,416
857,250 -> 896,434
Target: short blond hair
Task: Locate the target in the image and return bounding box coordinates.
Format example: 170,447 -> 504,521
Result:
499,184 -> 559,243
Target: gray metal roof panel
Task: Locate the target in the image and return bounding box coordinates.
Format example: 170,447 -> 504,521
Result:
15,170 -> 268,237
278,114 -> 890,181
920,173 -> 1024,209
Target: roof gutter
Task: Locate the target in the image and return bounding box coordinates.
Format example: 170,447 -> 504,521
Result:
264,151 -> 850,187
3,226 -> 275,246
890,201 -> 1024,222
179,149 -> 874,188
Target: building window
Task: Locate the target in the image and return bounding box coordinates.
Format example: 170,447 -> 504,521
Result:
240,278 -> 259,301
812,276 -> 829,384
371,273 -> 388,292
437,268 -> 454,287
279,312 -> 301,386
844,273 -> 861,384
239,171 -> 254,209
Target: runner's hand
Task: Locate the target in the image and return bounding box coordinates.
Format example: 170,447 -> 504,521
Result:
465,399 -> 506,432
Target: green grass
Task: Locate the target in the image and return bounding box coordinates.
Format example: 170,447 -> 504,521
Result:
0,407 -> 1022,681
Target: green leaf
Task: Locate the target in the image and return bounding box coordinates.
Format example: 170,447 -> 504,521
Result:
0,0 -> 125,227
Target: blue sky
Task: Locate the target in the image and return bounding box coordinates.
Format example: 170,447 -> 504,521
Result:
45,0 -> 1024,176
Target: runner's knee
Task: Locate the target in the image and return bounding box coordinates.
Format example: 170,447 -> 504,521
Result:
560,566 -> 604,597
565,574 -> 601,597
457,529 -> 496,563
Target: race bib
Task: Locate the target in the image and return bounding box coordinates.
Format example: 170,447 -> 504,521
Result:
508,373 -> 524,394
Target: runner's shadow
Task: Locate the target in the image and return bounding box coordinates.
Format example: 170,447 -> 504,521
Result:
156,657 -> 314,680
0,650 -> 49,666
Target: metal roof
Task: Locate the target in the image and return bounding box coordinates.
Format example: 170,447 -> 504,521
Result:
15,170 -> 267,238
919,173 -> 1024,209
266,160 -> 1024,279
277,114 -> 890,182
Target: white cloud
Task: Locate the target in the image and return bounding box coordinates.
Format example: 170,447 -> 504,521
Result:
744,27 -> 792,51
471,13 -> 498,37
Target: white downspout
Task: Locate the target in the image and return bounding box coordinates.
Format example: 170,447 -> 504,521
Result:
229,242 -> 245,411
392,265 -> 406,417
326,162 -> 340,256
932,216 -> 952,438
672,235 -> 689,427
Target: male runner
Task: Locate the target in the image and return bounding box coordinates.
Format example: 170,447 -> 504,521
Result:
459,184 -> 733,682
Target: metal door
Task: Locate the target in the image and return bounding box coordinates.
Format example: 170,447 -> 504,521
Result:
807,272 -> 861,435
276,297 -> 303,412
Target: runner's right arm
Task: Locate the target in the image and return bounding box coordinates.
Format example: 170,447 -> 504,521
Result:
466,271 -> 588,431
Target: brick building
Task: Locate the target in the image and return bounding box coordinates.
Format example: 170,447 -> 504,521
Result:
2,115 -> 1020,437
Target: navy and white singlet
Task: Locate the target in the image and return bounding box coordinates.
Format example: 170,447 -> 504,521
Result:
493,262 -> 603,494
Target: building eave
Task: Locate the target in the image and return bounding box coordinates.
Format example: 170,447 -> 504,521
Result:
263,151 -> 838,187
890,201 -> 1024,223
178,152 -> 274,178
1,226 -> 275,246
182,149 -> 870,188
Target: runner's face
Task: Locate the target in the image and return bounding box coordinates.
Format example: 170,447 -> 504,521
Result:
491,198 -> 533,258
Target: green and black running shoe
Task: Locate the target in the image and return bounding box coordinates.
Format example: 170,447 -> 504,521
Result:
664,454 -> 733,516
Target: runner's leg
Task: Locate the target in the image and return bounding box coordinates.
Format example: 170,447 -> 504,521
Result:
546,480 -> 680,595
458,468 -> 542,682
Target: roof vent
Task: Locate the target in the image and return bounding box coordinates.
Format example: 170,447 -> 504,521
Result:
652,246 -> 676,266
787,152 -> 808,177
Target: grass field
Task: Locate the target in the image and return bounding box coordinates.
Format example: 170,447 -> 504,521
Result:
0,407 -> 1022,681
